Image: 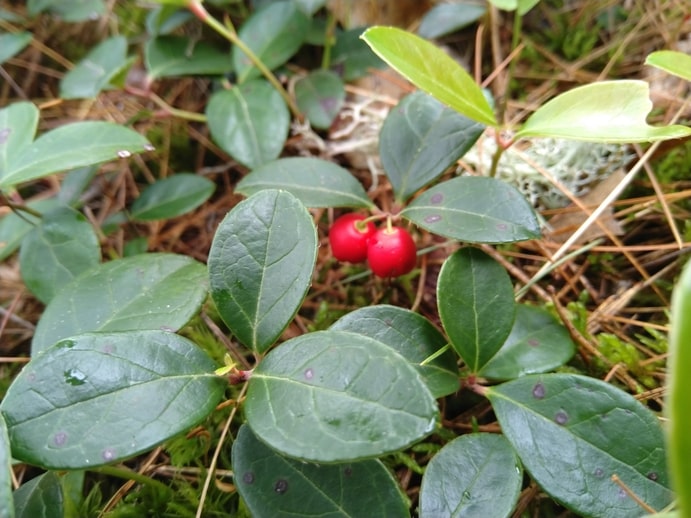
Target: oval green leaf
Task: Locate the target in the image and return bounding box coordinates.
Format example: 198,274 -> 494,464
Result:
361,27 -> 497,126
0,102 -> 39,180
206,80 -> 289,170
516,80 -> 691,143
486,373 -> 673,517
31,252 -> 208,355
13,472 -> 62,518
233,1 -> 309,83
437,248 -> 515,372
419,433 -> 521,518
208,190 -> 317,353
144,35 -> 233,79
0,32 -> 32,65
245,330 -> 439,462
295,69 -> 345,130
330,304 -> 459,398
401,176 -> 541,243
380,91 -> 485,202
2,330 -> 225,469
232,424 -> 408,517
646,50 -> 691,82
331,27 -> 385,81
130,173 -> 215,221
27,0 -> 105,22
418,3 -> 487,39
59,36 -> 130,99
0,414 -> 14,518
478,304 -> 576,380
19,207 -> 101,304
1,121 -> 150,190
235,157 -> 373,208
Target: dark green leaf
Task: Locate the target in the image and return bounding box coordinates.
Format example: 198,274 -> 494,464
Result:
478,305 -> 576,380
145,6 -> 192,36
31,253 -> 208,355
437,248 -> 515,372
235,157 -> 373,208
0,414 -> 14,518
206,80 -> 289,169
144,35 -> 233,79
232,424 -> 409,517
130,173 -> 215,221
59,36 -> 130,99
233,1 -> 309,83
0,102 -> 39,180
331,304 -> 458,398
27,0 -> 105,22
0,199 -> 61,261
13,472 -> 62,518
361,27 -> 497,126
486,374 -> 673,517
3,330 -> 225,469
401,176 -> 541,243
419,434 -> 521,518
295,70 -> 345,130
57,165 -> 99,206
418,3 -> 487,39
331,27 -> 385,81
0,32 -> 32,64
380,91 -> 484,202
245,330 -> 439,462
208,190 -> 317,353
19,207 -> 101,304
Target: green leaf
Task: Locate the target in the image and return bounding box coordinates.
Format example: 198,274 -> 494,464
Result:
486,374 -> 673,517
144,36 -> 233,79
516,80 -> 691,143
13,472 -> 62,518
646,50 -> 691,82
400,176 -> 541,243
57,165 -> 99,206
235,157 -> 374,209
418,3 -> 487,39
380,91 -> 484,202
145,6 -> 192,36
293,0 -> 327,15
59,36 -> 130,99
478,304 -> 576,380
2,330 -> 225,469
19,207 -> 101,304
130,173 -> 215,221
295,69 -> 345,130
1,122 -> 150,190
361,27 -> 497,126
0,199 -> 61,261
0,414 -> 14,518
245,330 -> 438,462
419,434 -> 522,518
330,304 -> 458,398
331,27 -> 385,81
0,32 -> 32,64
0,102 -> 39,180
232,424 -> 409,517
31,253 -> 208,355
208,190 -> 317,353
437,248 -> 515,372
233,1 -> 309,83
669,259 -> 691,515
487,0 -> 540,14
27,0 -> 105,22
206,80 -> 289,170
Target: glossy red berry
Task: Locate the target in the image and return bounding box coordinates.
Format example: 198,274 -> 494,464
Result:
329,213 -> 376,263
367,227 -> 417,278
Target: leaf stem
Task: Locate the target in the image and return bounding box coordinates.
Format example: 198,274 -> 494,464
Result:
93,465 -> 173,497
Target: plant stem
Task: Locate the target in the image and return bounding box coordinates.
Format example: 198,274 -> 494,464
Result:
321,12 -> 338,70
94,465 -> 173,497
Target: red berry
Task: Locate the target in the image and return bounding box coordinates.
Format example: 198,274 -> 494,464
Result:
367,227 -> 417,278
329,213 -> 376,263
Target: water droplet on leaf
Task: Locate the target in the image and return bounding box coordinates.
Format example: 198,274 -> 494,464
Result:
430,193 -> 444,204
144,143 -> 155,152
102,448 -> 116,461
527,339 -> 540,347
532,382 -> 545,399
496,223 -> 508,231
0,128 -> 10,144
53,432 -> 68,447
554,410 -> 569,425
243,472 -> 255,484
116,150 -> 132,158
647,472 -> 658,481
424,214 -> 442,224
304,368 -> 314,380
344,466 -> 353,477
274,479 -> 288,494
593,468 -> 604,478
64,368 -> 87,386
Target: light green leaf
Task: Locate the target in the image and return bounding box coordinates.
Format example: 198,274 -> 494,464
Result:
293,0 -> 327,15
130,173 -> 215,221
0,32 -> 32,64
331,304 -> 459,398
401,176 -> 541,243
235,157 -> 374,208
646,50 -> 691,82
437,248 -> 515,372
19,207 -> 101,304
0,414 -> 14,518
232,424 -> 409,517
2,330 -> 225,469
294,69 -> 345,129
487,0 -> 540,14
31,253 -> 208,355
208,190 -> 317,353
144,36 -> 233,79
361,27 -> 497,126
487,374 -> 673,517
419,434 -> 522,518
380,91 -> 484,202
418,3 -> 487,39
0,102 -> 39,180
27,0 -> 105,22
245,330 -> 439,462
0,199 -> 60,261
206,80 -> 289,170
13,472 -> 62,518
516,80 -> 691,142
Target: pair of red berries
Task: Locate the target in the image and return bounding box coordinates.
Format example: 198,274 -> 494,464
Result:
328,213 -> 417,278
